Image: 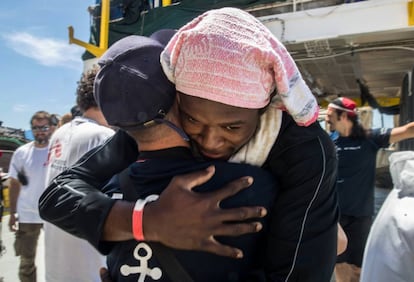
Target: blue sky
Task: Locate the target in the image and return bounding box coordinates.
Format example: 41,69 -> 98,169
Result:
0,0 -> 92,130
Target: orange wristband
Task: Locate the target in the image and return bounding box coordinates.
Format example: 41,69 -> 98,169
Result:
132,195 -> 159,241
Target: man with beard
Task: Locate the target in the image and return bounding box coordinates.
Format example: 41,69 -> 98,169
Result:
8,111 -> 53,282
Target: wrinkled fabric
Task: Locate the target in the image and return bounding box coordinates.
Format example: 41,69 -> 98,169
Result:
361,151 -> 414,282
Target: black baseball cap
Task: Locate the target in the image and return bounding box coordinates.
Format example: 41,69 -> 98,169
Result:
94,31 -> 178,130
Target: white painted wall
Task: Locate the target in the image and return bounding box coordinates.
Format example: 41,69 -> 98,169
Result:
260,0 -> 412,43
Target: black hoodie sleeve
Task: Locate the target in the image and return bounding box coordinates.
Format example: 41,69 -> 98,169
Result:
263,114 -> 339,282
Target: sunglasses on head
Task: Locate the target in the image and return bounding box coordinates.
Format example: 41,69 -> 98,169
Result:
31,125 -> 50,132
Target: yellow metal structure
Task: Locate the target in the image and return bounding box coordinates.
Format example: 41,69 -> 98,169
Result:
68,0 -> 173,58
2,183 -> 10,213
162,0 -> 172,6
68,0 -> 110,58
318,97 -> 400,108
409,1 -> 414,26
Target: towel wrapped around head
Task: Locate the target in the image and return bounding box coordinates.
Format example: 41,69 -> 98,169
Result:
160,7 -> 318,126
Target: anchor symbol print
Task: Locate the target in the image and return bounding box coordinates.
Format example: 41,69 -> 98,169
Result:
120,242 -> 162,282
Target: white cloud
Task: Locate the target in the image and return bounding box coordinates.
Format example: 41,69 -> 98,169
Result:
12,104 -> 30,113
3,32 -> 83,69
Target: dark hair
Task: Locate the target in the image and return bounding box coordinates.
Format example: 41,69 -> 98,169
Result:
59,113 -> 73,126
50,114 -> 60,126
30,111 -> 51,126
335,109 -> 366,138
70,105 -> 82,117
76,67 -> 99,112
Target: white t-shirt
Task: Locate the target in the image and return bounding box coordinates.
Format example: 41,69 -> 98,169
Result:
8,141 -> 49,223
44,116 -> 114,282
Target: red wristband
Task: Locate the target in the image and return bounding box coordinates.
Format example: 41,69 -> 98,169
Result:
132,195 -> 159,241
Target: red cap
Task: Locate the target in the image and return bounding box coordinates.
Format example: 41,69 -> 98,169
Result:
328,97 -> 357,117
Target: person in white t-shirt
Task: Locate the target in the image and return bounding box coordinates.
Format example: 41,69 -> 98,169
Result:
43,68 -> 115,282
360,151 -> 414,282
8,111 -> 53,282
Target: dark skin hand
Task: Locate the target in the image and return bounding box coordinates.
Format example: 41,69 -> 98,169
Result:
100,268 -> 112,282
100,166 -> 267,282
143,166 -> 267,258
102,166 -> 267,258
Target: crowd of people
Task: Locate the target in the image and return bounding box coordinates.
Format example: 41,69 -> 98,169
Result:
2,6 -> 414,282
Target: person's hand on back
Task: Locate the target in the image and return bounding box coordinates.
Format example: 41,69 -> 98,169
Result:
143,166 -> 267,259
100,268 -> 112,282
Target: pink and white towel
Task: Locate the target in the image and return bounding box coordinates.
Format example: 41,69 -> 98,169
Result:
160,7 -> 319,127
